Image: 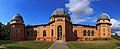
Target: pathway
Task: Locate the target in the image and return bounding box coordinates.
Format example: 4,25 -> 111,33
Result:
49,40 -> 69,49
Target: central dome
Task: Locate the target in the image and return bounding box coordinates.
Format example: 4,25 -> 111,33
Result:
51,8 -> 69,16
12,14 -> 23,20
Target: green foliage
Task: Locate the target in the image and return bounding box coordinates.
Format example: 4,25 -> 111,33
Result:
93,38 -> 112,41
0,24 -> 10,40
1,41 -> 53,49
112,35 -> 120,40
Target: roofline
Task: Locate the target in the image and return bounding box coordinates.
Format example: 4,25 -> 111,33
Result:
32,24 -> 49,27
73,24 -> 96,28
32,20 -> 72,27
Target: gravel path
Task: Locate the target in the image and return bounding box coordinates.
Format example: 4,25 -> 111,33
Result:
49,40 -> 69,49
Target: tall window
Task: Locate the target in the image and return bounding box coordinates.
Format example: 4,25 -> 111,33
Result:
74,30 -> 77,36
34,30 -> 37,36
83,30 -> 86,36
51,29 -> 53,36
88,30 -> 90,36
103,20 -> 105,22
91,31 -> 94,36
27,31 -> 29,36
16,29 -> 18,32
99,33 -> 100,36
103,33 -> 105,36
43,30 -> 46,37
108,33 -> 110,36
31,31 -> 33,36
103,28 -> 105,32
98,29 -> 100,32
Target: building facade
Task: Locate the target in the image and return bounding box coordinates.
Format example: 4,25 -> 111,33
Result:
10,8 -> 112,41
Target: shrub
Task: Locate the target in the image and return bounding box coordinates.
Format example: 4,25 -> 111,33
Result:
93,38 -> 112,41
112,35 -> 120,40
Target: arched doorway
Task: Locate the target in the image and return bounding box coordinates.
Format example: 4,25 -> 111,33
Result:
57,25 -> 62,40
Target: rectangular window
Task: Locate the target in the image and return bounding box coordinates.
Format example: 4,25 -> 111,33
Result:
57,19 -> 62,21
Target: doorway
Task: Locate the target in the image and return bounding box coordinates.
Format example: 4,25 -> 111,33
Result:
57,25 -> 62,40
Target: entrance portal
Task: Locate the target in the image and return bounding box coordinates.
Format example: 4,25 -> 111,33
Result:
57,26 -> 62,40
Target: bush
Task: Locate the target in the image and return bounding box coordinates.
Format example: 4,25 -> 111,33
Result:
93,38 -> 112,41
112,35 -> 120,40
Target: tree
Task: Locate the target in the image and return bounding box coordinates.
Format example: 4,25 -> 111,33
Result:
115,33 -> 118,36
0,22 -> 10,40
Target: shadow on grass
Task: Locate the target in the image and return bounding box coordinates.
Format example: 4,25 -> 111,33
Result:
0,40 -> 17,45
116,42 -> 120,46
6,46 -> 29,49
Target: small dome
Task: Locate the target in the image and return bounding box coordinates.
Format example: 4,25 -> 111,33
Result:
98,13 -> 110,20
0,22 -> 2,25
12,14 -> 23,20
51,8 -> 69,16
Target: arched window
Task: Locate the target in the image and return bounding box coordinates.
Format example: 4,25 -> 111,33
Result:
51,29 -> 53,36
83,30 -> 86,36
91,31 -> 94,36
43,30 -> 46,37
27,31 -> 29,36
88,30 -> 90,36
74,30 -> 77,36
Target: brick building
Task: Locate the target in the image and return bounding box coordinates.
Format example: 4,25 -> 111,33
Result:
10,8 -> 112,41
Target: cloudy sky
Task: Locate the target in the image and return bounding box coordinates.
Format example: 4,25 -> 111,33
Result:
0,0 -> 120,35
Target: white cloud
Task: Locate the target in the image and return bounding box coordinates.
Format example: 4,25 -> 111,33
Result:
111,18 -> 120,29
111,18 -> 120,36
72,19 -> 86,24
65,0 -> 94,23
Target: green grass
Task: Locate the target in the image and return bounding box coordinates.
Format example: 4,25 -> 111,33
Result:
67,39 -> 120,49
0,41 -> 53,49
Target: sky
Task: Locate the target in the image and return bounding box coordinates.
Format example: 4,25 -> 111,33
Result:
0,0 -> 120,35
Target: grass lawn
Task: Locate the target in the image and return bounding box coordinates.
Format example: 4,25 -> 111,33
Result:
67,39 -> 120,49
0,41 -> 53,49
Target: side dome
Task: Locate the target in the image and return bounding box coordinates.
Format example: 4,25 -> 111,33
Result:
12,14 -> 23,20
0,22 -> 2,25
98,13 -> 110,20
51,8 -> 69,16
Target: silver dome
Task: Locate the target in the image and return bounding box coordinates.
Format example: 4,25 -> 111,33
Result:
98,13 -> 110,20
51,8 -> 69,16
12,14 -> 23,20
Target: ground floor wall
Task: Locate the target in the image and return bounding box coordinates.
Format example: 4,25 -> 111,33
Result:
10,25 -> 111,41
